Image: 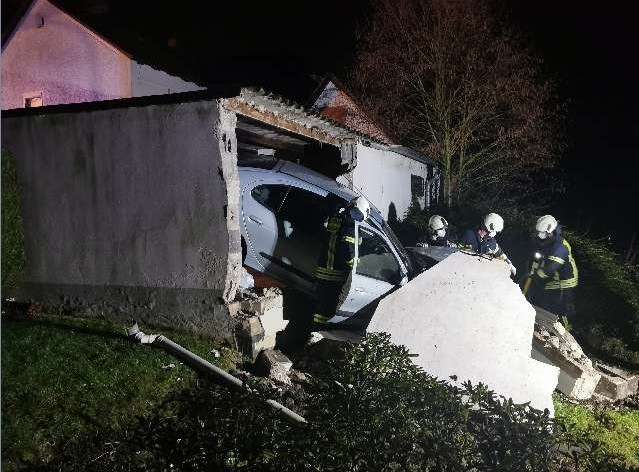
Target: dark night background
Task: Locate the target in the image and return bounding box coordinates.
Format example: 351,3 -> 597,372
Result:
3,0 -> 638,250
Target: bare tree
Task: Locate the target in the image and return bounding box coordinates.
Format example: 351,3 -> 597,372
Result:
349,0 -> 564,207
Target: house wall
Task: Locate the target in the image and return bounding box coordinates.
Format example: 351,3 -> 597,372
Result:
131,62 -> 204,97
1,99 -> 243,340
1,0 -> 132,110
346,144 -> 436,220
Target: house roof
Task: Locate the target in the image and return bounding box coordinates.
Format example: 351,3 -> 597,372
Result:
224,87 -> 380,147
2,0 -> 130,56
308,75 -> 436,166
307,74 -> 398,144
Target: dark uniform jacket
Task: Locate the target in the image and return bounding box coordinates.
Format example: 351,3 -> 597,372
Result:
457,228 -> 503,257
534,226 -> 578,290
314,210 -> 359,283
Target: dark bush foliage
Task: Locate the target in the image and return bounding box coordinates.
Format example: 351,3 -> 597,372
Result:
29,334 -> 626,472
1,149 -> 26,295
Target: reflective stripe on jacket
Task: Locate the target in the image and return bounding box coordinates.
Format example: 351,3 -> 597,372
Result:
314,212 -> 359,282
535,238 -> 578,290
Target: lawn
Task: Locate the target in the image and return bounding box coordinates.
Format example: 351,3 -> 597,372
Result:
1,313 -> 240,471
4,312 -> 639,471
554,395 -> 639,469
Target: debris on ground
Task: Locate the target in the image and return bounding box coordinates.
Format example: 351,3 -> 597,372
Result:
594,362 -> 639,401
532,306 -> 638,401
232,288 -> 288,361
532,307 -> 601,400
255,349 -> 293,386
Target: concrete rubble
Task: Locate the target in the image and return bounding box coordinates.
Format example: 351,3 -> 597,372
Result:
594,362 -> 639,401
367,252 -> 560,415
531,307 -> 601,400
231,288 -> 288,360
255,349 -> 293,386
531,306 -> 638,401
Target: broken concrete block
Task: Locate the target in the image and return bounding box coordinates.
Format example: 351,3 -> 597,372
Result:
594,362 -> 639,400
259,349 -> 293,372
530,316 -> 601,401
531,331 -> 600,400
233,289 -> 288,360
367,251 -> 559,415
595,373 -> 636,401
256,349 -> 293,386
240,287 -> 284,313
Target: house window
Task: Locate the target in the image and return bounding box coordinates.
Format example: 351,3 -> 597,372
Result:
24,94 -> 43,108
411,174 -> 424,198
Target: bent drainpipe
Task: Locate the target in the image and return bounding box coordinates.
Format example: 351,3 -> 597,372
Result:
127,322 -> 306,424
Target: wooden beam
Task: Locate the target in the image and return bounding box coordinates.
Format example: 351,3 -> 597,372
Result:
224,98 -> 341,147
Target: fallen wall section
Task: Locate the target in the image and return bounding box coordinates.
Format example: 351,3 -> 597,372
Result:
367,252 -> 559,414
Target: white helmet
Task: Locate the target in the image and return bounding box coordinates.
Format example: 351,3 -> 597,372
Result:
535,215 -> 558,240
483,213 -> 504,237
349,196 -> 370,222
428,215 -> 448,239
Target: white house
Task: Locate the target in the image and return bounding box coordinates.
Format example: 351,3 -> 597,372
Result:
309,77 -> 440,220
1,0 -> 203,110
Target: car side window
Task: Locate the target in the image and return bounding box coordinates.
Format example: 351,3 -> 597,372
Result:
251,184 -> 288,212
356,228 -> 401,284
278,187 -> 332,232
249,183 -> 335,279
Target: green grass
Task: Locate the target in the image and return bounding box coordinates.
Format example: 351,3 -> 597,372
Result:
1,314 -> 241,471
555,396 -> 639,469
1,149 -> 26,295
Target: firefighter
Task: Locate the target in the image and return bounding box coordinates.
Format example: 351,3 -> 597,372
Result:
458,212 -> 517,277
528,215 -> 578,319
312,196 -> 369,326
417,215 -> 452,247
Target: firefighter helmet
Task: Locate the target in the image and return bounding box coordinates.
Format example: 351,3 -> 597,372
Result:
428,215 -> 448,238
483,213 -> 504,237
535,215 -> 558,240
349,196 -> 370,222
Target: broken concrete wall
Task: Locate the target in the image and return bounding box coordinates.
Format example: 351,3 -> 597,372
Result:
531,310 -> 601,400
1,96 -> 243,341
367,252 -> 559,414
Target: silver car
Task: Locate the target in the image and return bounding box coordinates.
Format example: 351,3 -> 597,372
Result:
239,157 -> 412,323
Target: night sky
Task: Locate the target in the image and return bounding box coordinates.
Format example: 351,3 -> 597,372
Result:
3,0 -> 637,248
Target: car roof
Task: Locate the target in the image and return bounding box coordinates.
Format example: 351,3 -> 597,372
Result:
239,158 -> 384,224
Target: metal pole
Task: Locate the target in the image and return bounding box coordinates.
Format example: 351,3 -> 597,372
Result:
127,322 -> 306,424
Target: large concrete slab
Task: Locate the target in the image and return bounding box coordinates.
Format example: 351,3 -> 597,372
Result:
367,252 -> 559,414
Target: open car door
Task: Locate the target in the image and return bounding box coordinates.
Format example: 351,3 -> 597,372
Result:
331,223 -> 408,323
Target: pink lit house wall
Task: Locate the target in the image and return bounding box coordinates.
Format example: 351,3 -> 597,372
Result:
2,0 -> 132,110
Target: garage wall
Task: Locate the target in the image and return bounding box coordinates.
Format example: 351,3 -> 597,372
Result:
1,98 -> 242,338
348,144 -> 434,220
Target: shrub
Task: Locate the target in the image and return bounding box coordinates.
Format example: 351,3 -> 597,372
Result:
30,334 -> 625,471
1,149 -> 26,296
566,231 -> 639,360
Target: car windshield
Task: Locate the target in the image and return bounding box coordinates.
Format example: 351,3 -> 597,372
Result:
382,220 -> 413,275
